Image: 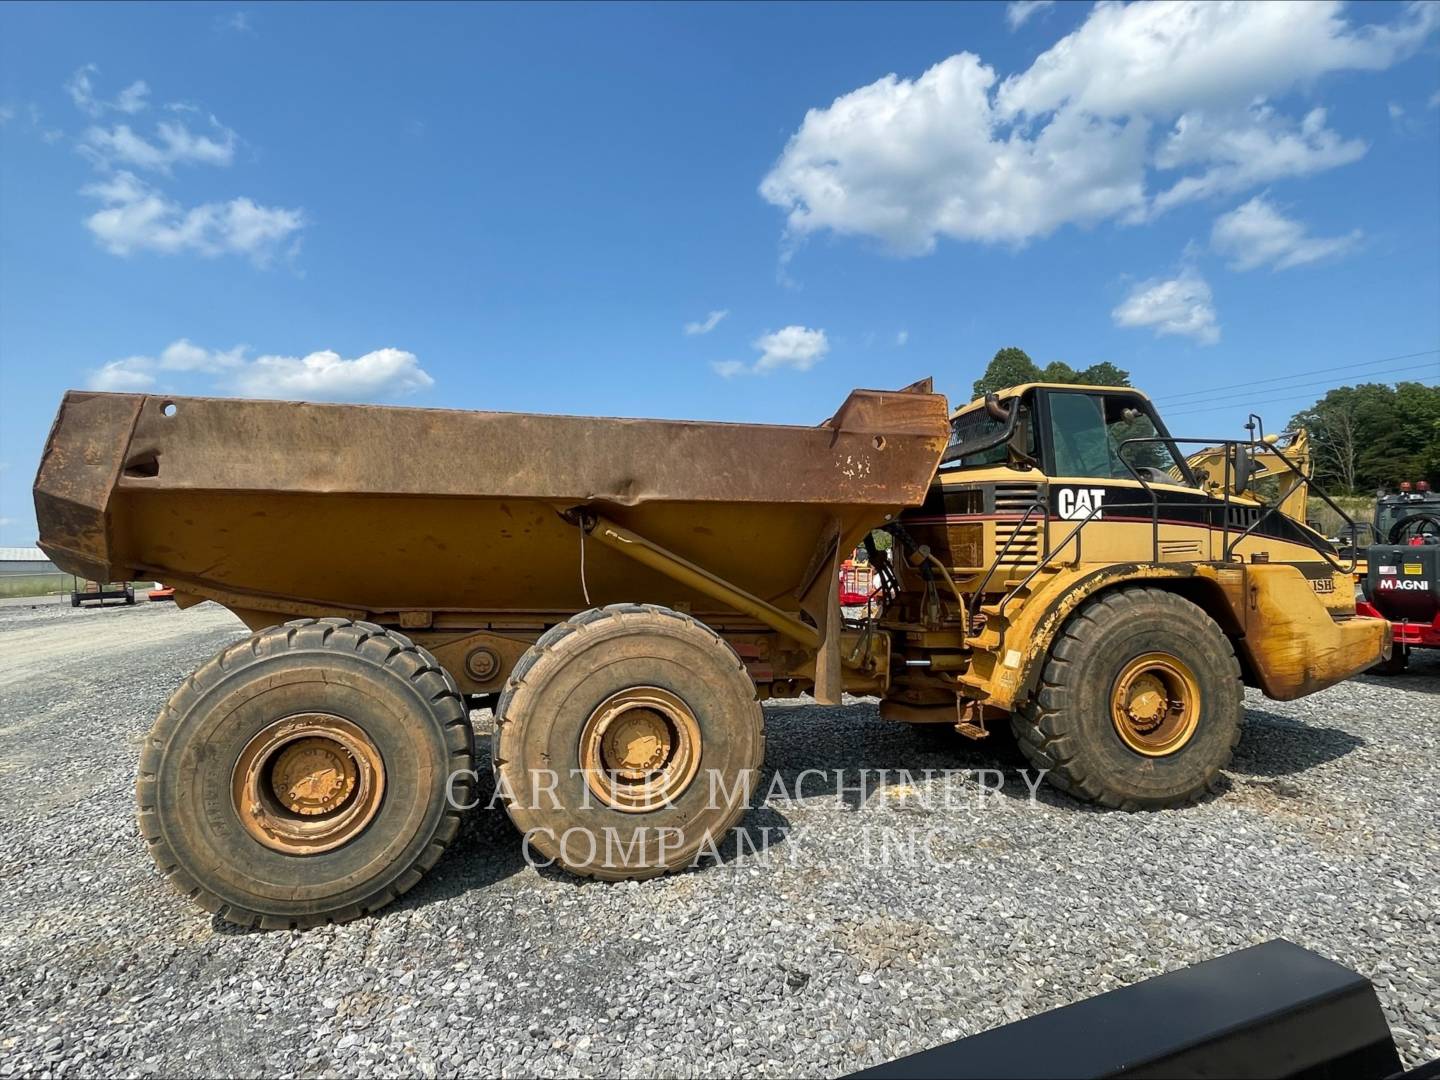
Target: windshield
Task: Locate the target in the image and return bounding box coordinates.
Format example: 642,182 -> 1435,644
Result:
1046,390 -> 1187,481
1377,500 -> 1440,542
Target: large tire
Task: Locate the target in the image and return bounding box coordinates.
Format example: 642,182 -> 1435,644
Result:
1012,587 -> 1242,810
137,618 -> 474,928
493,604 -> 763,880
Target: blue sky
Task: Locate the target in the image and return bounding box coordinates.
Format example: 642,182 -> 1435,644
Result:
2,0 -> 1438,546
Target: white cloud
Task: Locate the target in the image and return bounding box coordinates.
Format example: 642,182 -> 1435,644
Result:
1430,90 -> 1440,110
63,67 -> 305,268
218,11 -> 253,32
1112,271 -> 1219,344
86,341 -> 433,401
65,65 -> 98,112
896,329 -> 909,346
113,81 -> 150,114
66,65 -> 149,117
86,339 -> 244,390
761,53 -> 1151,253
761,1 -> 1437,256
711,325 -> 829,376
1211,196 -> 1361,271
684,309 -> 729,335
1006,1 -> 1054,30
81,118 -> 236,173
229,348 -> 433,401
996,0 -> 1437,119
81,171 -> 303,263
158,339 -> 247,372
1389,101 -> 1406,120
1,101 -> 64,143
755,326 -> 828,373
88,358 -> 157,391
1149,105 -> 1366,213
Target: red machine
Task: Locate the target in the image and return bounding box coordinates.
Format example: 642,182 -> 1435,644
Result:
1359,480 -> 1440,672
838,559 -> 877,607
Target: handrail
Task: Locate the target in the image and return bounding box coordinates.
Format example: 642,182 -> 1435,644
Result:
962,432 -> 1354,651
963,500 -> 1103,648
967,501 -> 1046,621
994,500 -> 1103,624
1116,435 -> 1357,574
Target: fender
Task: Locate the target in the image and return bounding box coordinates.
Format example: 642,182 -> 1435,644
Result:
994,563 -> 1207,712
989,561 -> 1387,711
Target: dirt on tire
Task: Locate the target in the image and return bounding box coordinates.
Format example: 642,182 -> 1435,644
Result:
137,617 -> 475,929
492,603 -> 764,880
1011,587 -> 1243,810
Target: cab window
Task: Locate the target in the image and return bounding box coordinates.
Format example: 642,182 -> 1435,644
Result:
1045,391 -> 1188,482
947,398 -> 1036,467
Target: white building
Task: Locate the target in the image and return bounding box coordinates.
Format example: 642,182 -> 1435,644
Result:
0,546 -> 70,597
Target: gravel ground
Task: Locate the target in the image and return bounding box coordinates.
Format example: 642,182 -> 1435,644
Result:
1,598 -> 1437,1077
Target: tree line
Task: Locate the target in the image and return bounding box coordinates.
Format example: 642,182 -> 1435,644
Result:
1289,382 -> 1439,494
968,347 -> 1440,493
970,347 -> 1131,397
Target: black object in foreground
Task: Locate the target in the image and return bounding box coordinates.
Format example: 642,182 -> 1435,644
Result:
851,939 -> 1405,1080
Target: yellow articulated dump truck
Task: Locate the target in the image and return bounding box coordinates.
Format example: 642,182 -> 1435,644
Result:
34,379 -> 1386,927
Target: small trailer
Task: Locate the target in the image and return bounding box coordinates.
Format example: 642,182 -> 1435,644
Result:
71,579 -> 135,607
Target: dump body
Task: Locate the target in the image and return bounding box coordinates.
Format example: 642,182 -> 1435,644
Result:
35,387 -> 951,630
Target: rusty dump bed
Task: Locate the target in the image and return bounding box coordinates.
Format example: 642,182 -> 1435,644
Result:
35,386 -> 950,627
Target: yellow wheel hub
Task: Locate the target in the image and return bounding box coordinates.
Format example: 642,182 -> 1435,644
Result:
232,715 -> 385,854
1111,653 -> 1201,757
601,709 -> 672,779
579,687 -> 701,813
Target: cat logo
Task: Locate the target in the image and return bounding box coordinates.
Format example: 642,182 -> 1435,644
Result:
1057,487 -> 1106,521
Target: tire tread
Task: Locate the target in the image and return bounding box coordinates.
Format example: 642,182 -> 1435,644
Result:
1011,587 -> 1243,810
493,603 -> 761,879
136,618 -> 473,928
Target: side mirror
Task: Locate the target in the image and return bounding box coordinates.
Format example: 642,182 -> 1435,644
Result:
1233,446 -> 1254,492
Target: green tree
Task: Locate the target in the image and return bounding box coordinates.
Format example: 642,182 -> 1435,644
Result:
1077,361 -> 1132,387
970,348 -> 1132,398
1039,360 -> 1079,383
1289,381 -> 1440,493
971,347 -> 1040,397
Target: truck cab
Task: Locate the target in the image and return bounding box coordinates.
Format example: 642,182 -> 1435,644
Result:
887,382 -> 1384,753
904,382 -> 1342,581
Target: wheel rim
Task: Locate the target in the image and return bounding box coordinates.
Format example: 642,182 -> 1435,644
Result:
579,687 -> 701,812
232,714 -> 385,854
1110,653 -> 1201,757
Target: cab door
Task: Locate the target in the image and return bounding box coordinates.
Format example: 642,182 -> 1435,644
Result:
1037,389 -> 1212,565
